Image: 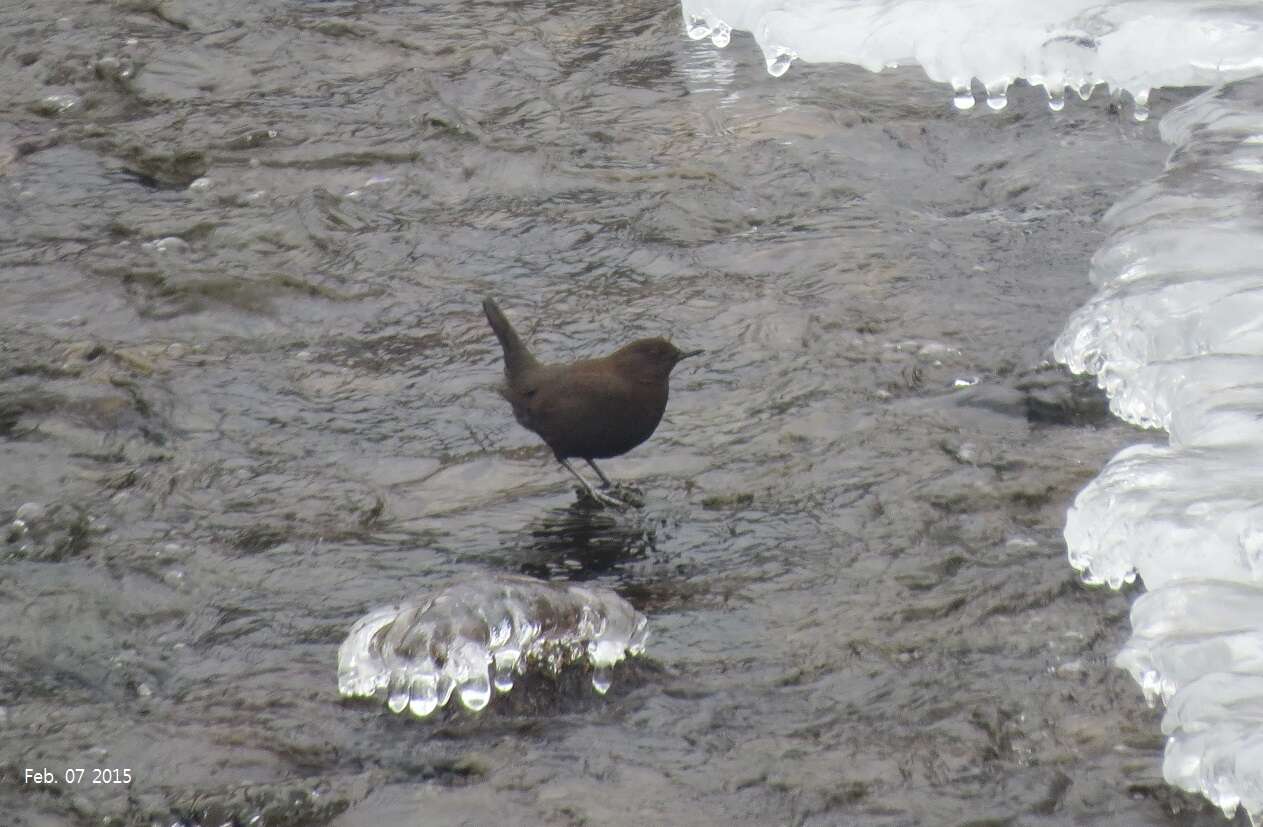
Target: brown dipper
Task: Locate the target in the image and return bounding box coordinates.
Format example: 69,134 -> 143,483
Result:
483,298 -> 701,508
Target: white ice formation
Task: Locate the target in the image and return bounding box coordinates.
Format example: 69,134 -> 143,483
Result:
338,575 -> 648,718
1055,78 -> 1263,823
681,0 -> 1263,118
678,0 -> 1263,821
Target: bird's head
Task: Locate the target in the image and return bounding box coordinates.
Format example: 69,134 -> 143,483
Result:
614,338 -> 703,382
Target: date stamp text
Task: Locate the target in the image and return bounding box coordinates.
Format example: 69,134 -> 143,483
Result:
24,768 -> 132,785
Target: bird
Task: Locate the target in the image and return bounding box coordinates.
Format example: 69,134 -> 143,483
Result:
482,297 -> 701,508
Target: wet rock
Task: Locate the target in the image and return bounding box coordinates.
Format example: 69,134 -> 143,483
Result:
93,55 -> 135,83
142,236 -> 192,254
952,367 -> 1114,428
14,501 -> 47,524
952,382 -> 1028,419
164,783 -> 353,827
702,490 -> 755,510
4,502 -> 92,561
939,437 -> 1013,471
225,127 -> 278,150
0,388 -> 59,436
233,523 -> 289,553
62,340 -> 107,366
117,144 -> 208,188
1016,365 -> 1113,426
31,93 -> 83,116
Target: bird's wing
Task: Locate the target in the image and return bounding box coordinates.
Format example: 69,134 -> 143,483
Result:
526,364 -> 664,458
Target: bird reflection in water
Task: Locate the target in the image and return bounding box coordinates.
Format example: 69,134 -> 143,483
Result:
514,503 -> 661,581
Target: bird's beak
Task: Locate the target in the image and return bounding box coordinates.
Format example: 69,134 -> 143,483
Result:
679,349 -> 704,360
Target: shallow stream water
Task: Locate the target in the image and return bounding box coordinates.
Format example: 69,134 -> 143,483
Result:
0,1 -> 1240,825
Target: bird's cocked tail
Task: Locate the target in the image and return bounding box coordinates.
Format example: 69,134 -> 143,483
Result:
483,298 -> 537,378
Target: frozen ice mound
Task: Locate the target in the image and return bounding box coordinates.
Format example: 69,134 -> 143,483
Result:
338,575 -> 648,718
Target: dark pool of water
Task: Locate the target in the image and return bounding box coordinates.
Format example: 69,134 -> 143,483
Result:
0,1 -> 1239,825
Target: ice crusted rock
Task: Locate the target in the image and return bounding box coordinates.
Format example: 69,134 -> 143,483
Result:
1055,77 -> 1263,825
1161,671 -> 1263,821
338,575 -> 648,718
680,0 -> 1263,116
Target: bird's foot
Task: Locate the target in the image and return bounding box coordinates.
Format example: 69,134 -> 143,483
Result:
574,484 -> 643,510
606,482 -> 645,508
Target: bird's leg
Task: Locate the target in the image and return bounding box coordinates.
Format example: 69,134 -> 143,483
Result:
584,458 -> 645,506
558,458 -> 629,509
585,459 -> 613,488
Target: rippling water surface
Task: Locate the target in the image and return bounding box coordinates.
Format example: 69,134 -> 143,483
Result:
0,1 -> 1235,825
